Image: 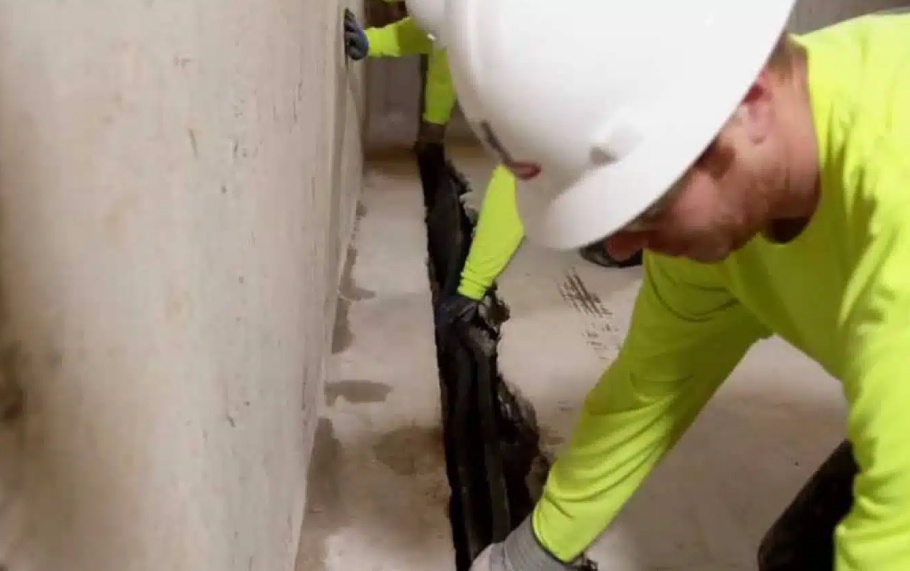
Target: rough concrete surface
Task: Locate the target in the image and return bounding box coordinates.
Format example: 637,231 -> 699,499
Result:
0,1 -> 362,570
298,156 -> 454,571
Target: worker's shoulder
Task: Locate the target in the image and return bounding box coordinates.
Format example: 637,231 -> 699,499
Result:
796,11 -> 910,95
800,14 -> 910,210
796,10 -> 910,44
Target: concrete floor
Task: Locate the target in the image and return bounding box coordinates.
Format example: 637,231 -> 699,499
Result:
302,145 -> 848,571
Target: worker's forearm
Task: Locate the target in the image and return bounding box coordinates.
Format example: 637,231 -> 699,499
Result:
835,345 -> 910,570
364,16 -> 434,57
532,255 -> 767,561
457,166 -> 524,300
833,179 -> 910,569
532,349 -> 745,561
422,49 -> 457,125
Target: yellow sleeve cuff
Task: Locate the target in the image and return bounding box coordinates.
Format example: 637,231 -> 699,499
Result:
364,17 -> 433,57
422,49 -> 457,125
457,166 -> 523,300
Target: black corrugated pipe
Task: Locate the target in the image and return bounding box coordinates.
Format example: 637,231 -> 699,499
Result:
414,143 -> 559,570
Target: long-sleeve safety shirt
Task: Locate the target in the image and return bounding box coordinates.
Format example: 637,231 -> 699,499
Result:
532,13 -> 910,571
457,165 -> 525,300
364,16 -> 457,125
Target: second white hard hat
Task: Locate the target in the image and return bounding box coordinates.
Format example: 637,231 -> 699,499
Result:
444,0 -> 797,249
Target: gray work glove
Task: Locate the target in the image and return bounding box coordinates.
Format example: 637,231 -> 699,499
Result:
343,8 -> 369,61
470,517 -> 598,571
436,292 -> 480,332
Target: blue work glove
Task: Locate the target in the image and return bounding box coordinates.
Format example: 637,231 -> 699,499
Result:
470,517 -> 599,571
436,292 -> 480,332
343,9 -> 369,61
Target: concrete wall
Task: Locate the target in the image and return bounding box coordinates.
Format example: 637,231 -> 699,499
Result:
0,1 -> 362,570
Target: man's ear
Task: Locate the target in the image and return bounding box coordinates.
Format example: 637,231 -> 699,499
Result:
731,70 -> 775,144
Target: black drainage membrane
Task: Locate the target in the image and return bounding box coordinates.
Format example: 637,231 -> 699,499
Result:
415,144 -> 554,570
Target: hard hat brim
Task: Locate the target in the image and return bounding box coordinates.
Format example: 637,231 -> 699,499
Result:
514,11 -> 794,251
515,102 -> 724,251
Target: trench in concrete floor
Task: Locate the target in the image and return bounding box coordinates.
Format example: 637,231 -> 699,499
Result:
414,144 -> 555,570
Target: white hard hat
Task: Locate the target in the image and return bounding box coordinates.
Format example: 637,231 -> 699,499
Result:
444,0 -> 797,249
404,0 -> 447,45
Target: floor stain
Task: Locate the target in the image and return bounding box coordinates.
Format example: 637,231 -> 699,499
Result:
373,425 -> 445,476
340,245 -> 375,302
331,297 -> 352,354
187,128 -> 199,159
558,270 -> 610,318
295,418 -> 343,571
325,379 -> 392,406
558,271 -> 623,360
332,243 -> 376,354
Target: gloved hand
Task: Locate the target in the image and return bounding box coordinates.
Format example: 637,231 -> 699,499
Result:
343,8 -> 369,61
436,292 -> 480,331
469,517 -> 599,571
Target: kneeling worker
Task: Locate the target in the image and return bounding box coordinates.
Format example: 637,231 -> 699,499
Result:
440,0 -> 910,569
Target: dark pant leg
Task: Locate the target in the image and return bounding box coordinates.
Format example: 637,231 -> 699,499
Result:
758,440 -> 858,571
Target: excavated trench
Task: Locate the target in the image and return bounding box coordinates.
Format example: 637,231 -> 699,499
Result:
414,144 -> 553,570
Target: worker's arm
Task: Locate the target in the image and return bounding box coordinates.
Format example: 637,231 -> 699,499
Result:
530,253 -> 769,562
436,166 -> 522,331
364,16 -> 434,57
422,48 -> 458,125
832,155 -> 910,570
457,165 -> 524,300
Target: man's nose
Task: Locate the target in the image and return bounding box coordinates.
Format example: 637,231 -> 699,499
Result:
604,231 -> 649,261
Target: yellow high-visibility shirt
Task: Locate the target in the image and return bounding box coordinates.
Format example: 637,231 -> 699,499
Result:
364,17 -> 456,125
533,13 -> 910,571
457,166 -> 524,301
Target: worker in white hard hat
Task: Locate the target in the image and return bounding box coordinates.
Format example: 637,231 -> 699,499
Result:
442,0 -> 910,569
